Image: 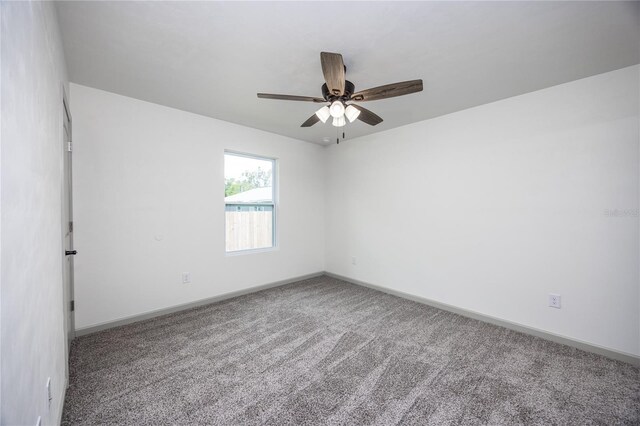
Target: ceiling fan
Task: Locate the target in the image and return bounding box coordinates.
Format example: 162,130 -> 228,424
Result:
257,52 -> 423,130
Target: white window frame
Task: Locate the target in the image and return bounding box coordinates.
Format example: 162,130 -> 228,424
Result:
224,150 -> 277,255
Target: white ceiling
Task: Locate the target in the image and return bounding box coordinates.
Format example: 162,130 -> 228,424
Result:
56,1 -> 639,145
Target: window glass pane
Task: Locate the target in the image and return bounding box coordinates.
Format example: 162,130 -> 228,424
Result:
224,154 -> 273,202
224,153 -> 275,252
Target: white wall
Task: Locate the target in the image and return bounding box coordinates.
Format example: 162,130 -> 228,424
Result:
1,2 -> 69,425
70,66 -> 638,357
70,84 -> 325,330
326,66 -> 639,356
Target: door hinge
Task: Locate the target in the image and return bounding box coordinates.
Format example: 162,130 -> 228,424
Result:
67,141 -> 72,152
69,221 -> 73,233
70,300 -> 75,312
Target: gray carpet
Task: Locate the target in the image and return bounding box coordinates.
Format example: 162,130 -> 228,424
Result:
62,275 -> 639,425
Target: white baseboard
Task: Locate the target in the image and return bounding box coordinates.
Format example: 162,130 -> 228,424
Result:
57,380 -> 66,426
75,272 -> 324,336
325,272 -> 640,367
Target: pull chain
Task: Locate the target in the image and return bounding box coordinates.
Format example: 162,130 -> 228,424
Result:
336,124 -> 346,145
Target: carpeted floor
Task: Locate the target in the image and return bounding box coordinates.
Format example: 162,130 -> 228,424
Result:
62,275 -> 639,425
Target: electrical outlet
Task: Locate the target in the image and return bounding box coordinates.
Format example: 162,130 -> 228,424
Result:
182,272 -> 191,284
46,377 -> 51,409
548,294 -> 561,309
351,257 -> 357,265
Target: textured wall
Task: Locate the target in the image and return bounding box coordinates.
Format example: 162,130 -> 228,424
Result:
1,2 -> 69,425
70,83 -> 326,331
325,66 -> 640,356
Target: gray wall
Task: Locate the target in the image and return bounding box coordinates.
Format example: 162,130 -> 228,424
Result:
1,2 -> 69,424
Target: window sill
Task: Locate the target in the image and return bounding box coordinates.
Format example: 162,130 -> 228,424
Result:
225,246 -> 279,257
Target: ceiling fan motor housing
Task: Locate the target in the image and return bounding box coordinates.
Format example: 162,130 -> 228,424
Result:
322,80 -> 355,102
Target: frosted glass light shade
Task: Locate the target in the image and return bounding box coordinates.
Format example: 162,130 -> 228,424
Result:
332,116 -> 346,127
345,105 -> 360,123
315,106 -> 330,123
329,101 -> 345,118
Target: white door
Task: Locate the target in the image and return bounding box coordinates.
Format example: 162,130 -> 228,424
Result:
62,98 -> 75,351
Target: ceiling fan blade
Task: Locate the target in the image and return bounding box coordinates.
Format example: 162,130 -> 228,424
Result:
351,80 -> 423,102
351,104 -> 383,126
301,114 -> 320,127
258,93 -> 325,103
320,52 -> 346,96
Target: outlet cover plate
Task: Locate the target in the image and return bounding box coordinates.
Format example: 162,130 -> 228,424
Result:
46,377 -> 51,409
548,294 -> 561,309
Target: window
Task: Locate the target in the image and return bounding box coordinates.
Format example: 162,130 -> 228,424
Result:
224,152 -> 276,252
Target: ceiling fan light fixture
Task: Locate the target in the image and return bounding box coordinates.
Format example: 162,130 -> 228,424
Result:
329,101 -> 345,118
345,105 -> 360,123
315,106 -> 331,123
332,116 -> 346,127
